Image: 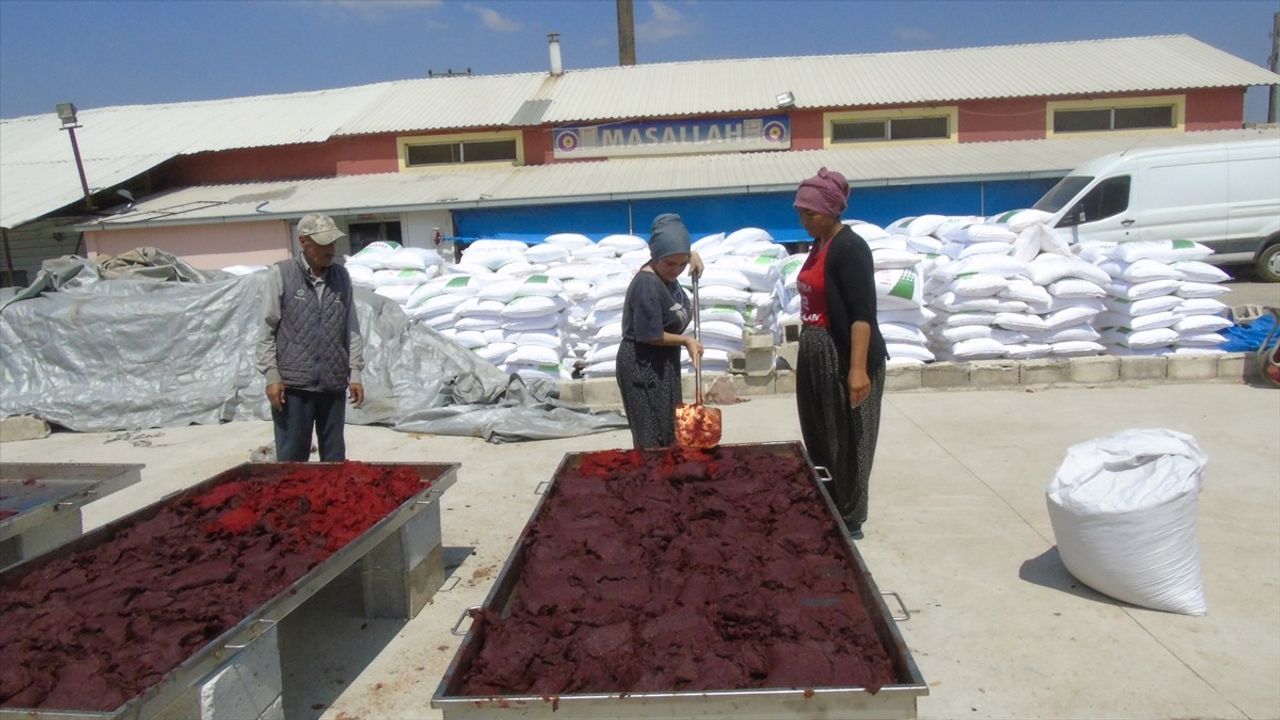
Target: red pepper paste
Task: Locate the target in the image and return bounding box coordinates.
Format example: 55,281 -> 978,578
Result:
457,445 -> 898,697
0,462 -> 427,711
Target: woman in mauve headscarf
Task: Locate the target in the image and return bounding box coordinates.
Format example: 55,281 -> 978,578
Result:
615,213 -> 704,448
793,168 -> 887,539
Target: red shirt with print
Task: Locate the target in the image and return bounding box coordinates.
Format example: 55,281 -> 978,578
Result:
796,240 -> 832,327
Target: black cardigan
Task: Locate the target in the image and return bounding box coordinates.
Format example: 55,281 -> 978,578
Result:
822,225 -> 887,375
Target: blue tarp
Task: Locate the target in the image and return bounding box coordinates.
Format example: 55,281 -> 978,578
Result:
1222,313 -> 1278,353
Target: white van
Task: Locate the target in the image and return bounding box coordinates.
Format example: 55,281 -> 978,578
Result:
1032,138 -> 1280,281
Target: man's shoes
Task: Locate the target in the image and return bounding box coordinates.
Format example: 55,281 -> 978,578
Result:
847,523 -> 864,540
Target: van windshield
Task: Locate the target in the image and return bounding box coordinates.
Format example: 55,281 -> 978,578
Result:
1033,176 -> 1094,213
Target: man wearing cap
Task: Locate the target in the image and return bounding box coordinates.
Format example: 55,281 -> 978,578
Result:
254,213 -> 365,461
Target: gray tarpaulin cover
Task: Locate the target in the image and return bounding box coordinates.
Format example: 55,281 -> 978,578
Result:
0,251 -> 628,442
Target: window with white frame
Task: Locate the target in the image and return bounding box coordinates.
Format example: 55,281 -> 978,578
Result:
1053,104 -> 1175,134
404,138 -> 518,167
831,115 -> 951,143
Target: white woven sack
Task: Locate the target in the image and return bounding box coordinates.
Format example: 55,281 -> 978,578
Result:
936,324 -> 992,343
1097,310 -> 1178,332
886,342 -> 935,363
866,235 -> 908,251
1101,327 -> 1180,349
1051,340 -> 1105,356
935,216 -> 984,242
372,269 -> 431,288
959,241 -> 1015,259
347,264 -> 376,286
995,312 -> 1047,332
1036,325 -> 1100,343
699,267 -> 752,291
1105,294 -> 1183,317
593,321 -> 623,344
989,208 -> 1055,231
545,262 -> 617,282
933,254 -> 1029,282
1010,227 -> 1043,263
475,342 -> 517,364
874,248 -> 924,269
935,292 -> 1001,313
1171,261 -> 1230,283
906,235 -> 944,254
1047,278 -> 1107,299
505,315 -> 561,332
1174,315 -> 1232,334
592,275 -> 634,300
454,313 -> 505,331
586,343 -> 620,364
874,268 -> 924,310
418,312 -> 457,330
503,295 -> 567,319
722,227 -> 773,248
952,337 -> 1007,360
878,307 -> 936,326
950,273 -> 1007,297
543,233 -> 594,249
692,233 -> 726,253
374,285 -> 415,305
1026,254 -> 1111,286
460,249 -> 524,271
561,279 -> 594,301
450,330 -> 487,349
1107,279 -> 1182,301
525,244 -> 572,264
383,247 -> 444,271
880,322 -> 928,345
1177,282 -> 1231,299
846,221 -> 890,240
505,331 -> 563,349
1043,305 -> 1101,331
599,234 -> 649,253
223,264 -> 268,276
899,214 -> 949,237
594,295 -> 627,313
620,249 -> 650,270
1176,333 -> 1227,347
571,245 -> 620,261
702,305 -> 747,327
1000,279 -> 1052,306
965,224 -> 1018,243
1005,342 -> 1052,359
478,279 -> 523,302
1043,296 -> 1105,314
506,344 -> 562,366
1176,298 -> 1229,317
347,241 -> 400,270
732,241 -> 789,259
1112,240 -> 1213,264
942,312 -> 997,328
1046,428 -> 1207,615
697,285 -> 751,307
1098,258 -> 1182,283
990,327 -> 1029,344
713,254 -> 782,292
582,360 -> 617,377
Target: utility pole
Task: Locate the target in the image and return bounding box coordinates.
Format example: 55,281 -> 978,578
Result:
617,0 -> 636,66
1269,11 -> 1279,123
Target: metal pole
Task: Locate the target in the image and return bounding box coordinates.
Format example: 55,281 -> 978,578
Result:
64,126 -> 94,210
1269,11 -> 1279,124
1,227 -> 16,288
617,0 -> 636,66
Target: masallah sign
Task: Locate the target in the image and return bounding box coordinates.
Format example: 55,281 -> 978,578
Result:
553,115 -> 791,159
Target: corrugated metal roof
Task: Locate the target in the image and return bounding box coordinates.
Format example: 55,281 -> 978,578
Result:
87,127 -> 1279,230
337,74 -> 552,134
0,83 -> 391,228
8,35 -> 1277,229
334,35 -> 1280,131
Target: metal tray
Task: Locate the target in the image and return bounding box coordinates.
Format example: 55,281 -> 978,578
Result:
0,463 -> 144,570
431,442 -> 927,720
0,461 -> 458,720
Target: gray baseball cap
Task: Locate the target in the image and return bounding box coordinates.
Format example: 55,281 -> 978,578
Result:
297,213 -> 345,246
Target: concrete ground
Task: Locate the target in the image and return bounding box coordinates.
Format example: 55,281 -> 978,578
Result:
2,382 -> 1278,720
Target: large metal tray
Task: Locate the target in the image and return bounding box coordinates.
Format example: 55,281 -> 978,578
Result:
431,441 -> 927,719
0,461 -> 458,720
0,462 -> 144,570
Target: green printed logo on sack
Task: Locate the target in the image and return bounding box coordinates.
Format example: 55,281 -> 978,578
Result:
1172,240 -> 1194,249
888,270 -> 917,301
446,276 -> 471,288
754,255 -> 775,266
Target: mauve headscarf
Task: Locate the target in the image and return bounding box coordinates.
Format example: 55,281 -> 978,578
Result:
793,167 -> 850,217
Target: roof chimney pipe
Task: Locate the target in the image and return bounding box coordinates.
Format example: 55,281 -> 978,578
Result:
617,0 -> 636,66
548,33 -> 563,76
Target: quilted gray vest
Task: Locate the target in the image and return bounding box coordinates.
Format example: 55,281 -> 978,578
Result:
275,258 -> 352,393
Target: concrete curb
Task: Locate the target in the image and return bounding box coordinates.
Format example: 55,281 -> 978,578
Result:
557,352 -> 1253,406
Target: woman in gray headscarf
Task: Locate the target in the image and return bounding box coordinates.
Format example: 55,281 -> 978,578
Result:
615,213 -> 704,448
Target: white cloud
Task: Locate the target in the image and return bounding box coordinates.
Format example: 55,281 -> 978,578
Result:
468,5 -> 522,32
892,26 -> 933,43
637,0 -> 693,42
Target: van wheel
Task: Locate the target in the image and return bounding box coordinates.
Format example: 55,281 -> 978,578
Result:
1258,242 -> 1280,283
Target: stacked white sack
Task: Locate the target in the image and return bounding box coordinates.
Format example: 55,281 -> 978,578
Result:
221,265 -> 269,276
921,210 -> 1107,361
344,240 -> 402,287
1091,240 -> 1229,356
848,220 -> 935,366
684,228 -> 786,374
580,270 -> 633,378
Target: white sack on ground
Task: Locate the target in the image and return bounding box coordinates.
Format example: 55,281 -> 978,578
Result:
1046,428 -> 1208,615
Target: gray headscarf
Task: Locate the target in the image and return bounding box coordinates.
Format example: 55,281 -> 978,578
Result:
648,213 -> 692,262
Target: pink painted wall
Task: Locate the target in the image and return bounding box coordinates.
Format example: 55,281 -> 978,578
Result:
163,135 -> 399,185
958,98 -> 1046,142
1185,87 -> 1246,130
523,127 -> 554,165
789,110 -> 825,150
85,220 -> 293,270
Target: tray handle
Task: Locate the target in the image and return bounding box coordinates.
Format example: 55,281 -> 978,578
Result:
452,606 -> 481,636
223,619 -> 277,651
881,591 -> 910,622
814,466 -> 833,484
534,481 -> 550,495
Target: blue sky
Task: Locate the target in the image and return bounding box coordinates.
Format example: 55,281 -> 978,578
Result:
1,0 -> 1276,120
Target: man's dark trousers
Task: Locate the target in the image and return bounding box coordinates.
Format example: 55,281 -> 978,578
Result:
272,388 -> 346,461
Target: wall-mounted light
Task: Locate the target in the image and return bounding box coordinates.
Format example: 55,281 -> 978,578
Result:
775,91 -> 796,109
55,102 -> 79,127
55,102 -> 93,210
